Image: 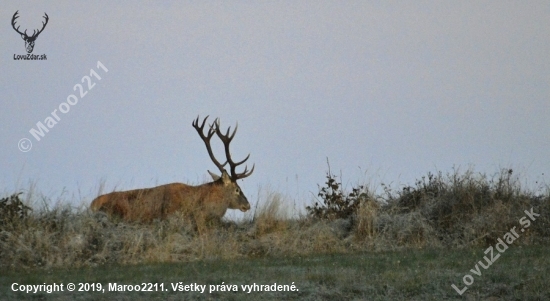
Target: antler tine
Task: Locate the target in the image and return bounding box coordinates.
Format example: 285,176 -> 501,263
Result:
227,123 -> 238,141
232,153 -> 250,166
192,115 -> 227,173
214,118 -> 238,142
11,11 -> 24,35
234,163 -> 255,180
214,119 -> 254,180
192,115 -> 214,138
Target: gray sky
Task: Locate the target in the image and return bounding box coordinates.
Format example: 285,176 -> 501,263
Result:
2,2 -> 549,211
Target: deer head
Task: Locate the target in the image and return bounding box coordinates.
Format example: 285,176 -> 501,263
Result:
12,11 -> 49,53
192,115 -> 254,212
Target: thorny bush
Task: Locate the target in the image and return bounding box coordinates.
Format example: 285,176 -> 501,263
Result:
0,192 -> 31,227
306,170 -> 367,220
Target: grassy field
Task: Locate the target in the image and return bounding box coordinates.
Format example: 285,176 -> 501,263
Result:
1,244 -> 549,300
1,168 -> 549,300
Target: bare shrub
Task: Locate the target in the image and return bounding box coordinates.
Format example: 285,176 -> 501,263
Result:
306,168 -> 368,221
0,192 -> 32,228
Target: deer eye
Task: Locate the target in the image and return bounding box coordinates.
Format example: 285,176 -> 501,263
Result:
235,188 -> 240,193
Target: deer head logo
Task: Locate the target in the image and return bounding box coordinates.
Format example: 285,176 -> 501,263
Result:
11,10 -> 49,53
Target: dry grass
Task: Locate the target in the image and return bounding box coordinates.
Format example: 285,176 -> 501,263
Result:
1,168 -> 549,270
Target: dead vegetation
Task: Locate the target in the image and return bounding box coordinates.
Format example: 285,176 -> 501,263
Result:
1,168 -> 548,269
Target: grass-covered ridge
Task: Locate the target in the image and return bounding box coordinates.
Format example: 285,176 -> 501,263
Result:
0,168 -> 549,270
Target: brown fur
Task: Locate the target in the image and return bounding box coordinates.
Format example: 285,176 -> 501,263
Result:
90,171 -> 250,222
91,116 -> 254,223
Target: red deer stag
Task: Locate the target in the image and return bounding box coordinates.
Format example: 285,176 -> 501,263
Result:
90,116 -> 254,223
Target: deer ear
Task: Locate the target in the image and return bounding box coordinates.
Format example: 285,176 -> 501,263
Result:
20,34 -> 25,40
208,170 -> 220,181
221,170 -> 232,185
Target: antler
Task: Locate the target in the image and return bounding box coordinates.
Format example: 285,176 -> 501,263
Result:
32,13 -> 49,38
192,116 -> 254,181
192,115 -> 227,174
11,11 -> 24,36
213,118 -> 255,180
11,11 -> 49,38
